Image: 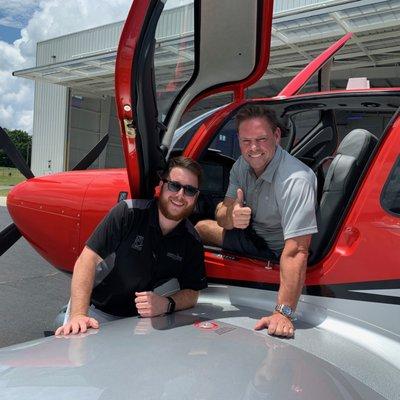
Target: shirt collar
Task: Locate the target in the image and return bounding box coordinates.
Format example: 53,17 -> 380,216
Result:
258,145 -> 283,183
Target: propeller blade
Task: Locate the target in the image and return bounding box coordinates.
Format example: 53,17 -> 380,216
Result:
0,223 -> 22,256
0,126 -> 34,179
72,134 -> 109,171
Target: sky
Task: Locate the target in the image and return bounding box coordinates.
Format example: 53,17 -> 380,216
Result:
0,0 -> 191,134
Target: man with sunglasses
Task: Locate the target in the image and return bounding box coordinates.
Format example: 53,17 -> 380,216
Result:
56,156 -> 206,336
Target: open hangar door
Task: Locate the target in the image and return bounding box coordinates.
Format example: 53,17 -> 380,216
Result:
67,92 -> 124,170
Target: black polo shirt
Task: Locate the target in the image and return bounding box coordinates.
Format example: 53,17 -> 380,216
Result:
86,199 -> 207,317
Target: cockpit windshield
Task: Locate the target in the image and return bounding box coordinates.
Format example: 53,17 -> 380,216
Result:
154,0 -> 195,121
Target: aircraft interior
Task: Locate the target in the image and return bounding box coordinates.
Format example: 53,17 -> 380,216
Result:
171,93 -> 399,265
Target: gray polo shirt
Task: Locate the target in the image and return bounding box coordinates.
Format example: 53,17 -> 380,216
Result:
225,145 -> 318,252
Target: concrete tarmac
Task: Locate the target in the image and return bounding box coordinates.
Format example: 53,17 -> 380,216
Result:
0,204 -> 70,348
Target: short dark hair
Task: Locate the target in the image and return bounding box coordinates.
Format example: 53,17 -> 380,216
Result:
235,104 -> 281,132
163,156 -> 202,187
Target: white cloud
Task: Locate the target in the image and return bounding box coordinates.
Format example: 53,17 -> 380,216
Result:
0,39 -> 34,132
0,0 -> 193,134
0,0 -> 40,28
0,0 -> 133,133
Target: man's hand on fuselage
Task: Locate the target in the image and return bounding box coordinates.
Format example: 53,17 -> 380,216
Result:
55,246 -> 102,336
253,235 -> 311,338
254,312 -> 294,337
135,291 -> 169,317
55,314 -> 99,336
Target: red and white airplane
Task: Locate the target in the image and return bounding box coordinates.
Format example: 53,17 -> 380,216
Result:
0,1 -> 399,398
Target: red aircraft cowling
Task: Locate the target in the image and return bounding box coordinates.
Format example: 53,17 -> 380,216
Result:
7,169 -> 130,272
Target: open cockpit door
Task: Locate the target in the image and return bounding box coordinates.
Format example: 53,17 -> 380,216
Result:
163,0 -> 274,147
278,33 -> 353,97
115,0 -> 274,198
115,1 -> 165,198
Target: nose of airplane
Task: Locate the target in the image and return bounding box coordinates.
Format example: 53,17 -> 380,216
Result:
7,172 -> 93,272
6,168 -> 130,273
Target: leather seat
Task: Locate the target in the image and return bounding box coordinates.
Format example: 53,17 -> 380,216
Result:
309,129 -> 378,265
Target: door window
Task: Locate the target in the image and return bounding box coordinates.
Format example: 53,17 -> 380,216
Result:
381,156 -> 400,216
154,1 -> 195,121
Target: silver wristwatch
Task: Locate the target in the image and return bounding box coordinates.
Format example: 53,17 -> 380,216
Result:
274,304 -> 295,320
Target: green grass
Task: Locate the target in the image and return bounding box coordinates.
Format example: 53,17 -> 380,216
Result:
0,167 -> 25,186
0,189 -> 9,196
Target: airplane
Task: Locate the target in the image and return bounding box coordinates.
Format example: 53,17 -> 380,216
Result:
0,0 -> 400,398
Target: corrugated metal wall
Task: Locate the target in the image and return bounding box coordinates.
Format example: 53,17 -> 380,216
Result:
36,4 -> 196,67
36,4 -> 195,67
36,22 -> 124,66
156,3 -> 194,38
31,82 -> 68,175
273,0 -> 337,14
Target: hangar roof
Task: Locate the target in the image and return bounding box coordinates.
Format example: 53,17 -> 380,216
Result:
13,0 -> 400,97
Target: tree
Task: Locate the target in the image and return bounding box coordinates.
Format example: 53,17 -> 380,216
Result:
0,128 -> 32,168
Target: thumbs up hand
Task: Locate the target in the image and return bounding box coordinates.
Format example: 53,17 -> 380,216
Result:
232,188 -> 252,229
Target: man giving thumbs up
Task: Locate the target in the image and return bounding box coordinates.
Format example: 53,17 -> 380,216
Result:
230,188 -> 251,229
195,105 -> 318,337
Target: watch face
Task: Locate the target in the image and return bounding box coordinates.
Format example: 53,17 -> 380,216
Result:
281,305 -> 292,316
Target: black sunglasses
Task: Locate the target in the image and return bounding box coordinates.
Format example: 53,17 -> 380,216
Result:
162,179 -> 200,197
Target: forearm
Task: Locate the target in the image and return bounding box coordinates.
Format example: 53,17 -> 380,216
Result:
171,289 -> 199,311
277,252 -> 307,310
216,202 -> 234,230
255,237 -> 310,337
70,250 -> 99,317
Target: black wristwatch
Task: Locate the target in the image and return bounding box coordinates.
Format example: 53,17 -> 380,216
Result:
166,296 -> 176,314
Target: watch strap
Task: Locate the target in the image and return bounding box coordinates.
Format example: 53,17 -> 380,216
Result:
166,296 -> 176,314
274,304 -> 294,320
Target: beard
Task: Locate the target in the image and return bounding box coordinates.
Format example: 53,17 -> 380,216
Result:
158,193 -> 196,222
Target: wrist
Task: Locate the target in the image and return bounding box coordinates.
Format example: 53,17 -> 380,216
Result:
163,297 -> 169,314
274,304 -> 295,320
217,206 -> 232,229
70,313 -> 88,319
273,310 -> 290,318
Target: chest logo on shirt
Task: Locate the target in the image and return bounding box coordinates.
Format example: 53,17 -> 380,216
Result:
132,235 -> 144,251
167,252 -> 183,262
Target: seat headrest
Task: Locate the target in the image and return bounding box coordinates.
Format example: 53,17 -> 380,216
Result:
337,129 -> 378,163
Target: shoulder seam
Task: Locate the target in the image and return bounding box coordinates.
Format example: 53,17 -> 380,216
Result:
123,199 -> 153,210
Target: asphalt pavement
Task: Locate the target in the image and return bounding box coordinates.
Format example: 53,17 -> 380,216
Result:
0,204 -> 71,348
